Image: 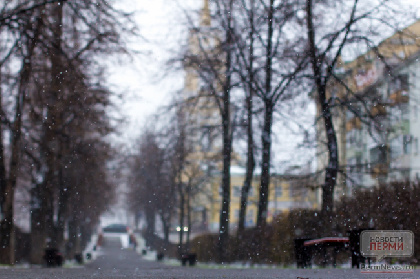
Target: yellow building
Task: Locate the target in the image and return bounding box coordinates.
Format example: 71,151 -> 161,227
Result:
204,166 -> 317,232
183,0 -> 317,234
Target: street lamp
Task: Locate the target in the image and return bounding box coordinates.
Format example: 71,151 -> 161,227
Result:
176,226 -> 189,232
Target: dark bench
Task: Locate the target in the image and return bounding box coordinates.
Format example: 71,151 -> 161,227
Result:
295,237 -> 350,268
43,248 -> 63,267
181,253 -> 197,266
74,253 -> 84,264
156,252 -> 164,261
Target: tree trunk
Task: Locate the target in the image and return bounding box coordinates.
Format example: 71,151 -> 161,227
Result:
67,218 -> 79,259
51,141 -> 68,251
80,223 -> 92,250
30,183 -> 47,264
238,93 -> 255,235
159,209 -> 171,250
0,52 -> 32,265
45,0 -> 64,247
0,121 -> 22,264
320,92 -> 339,230
0,193 -> 15,265
238,0 -> 255,237
257,0 -> 274,228
257,100 -> 274,227
145,207 -> 155,246
0,69 -> 10,264
218,0 -> 233,263
163,221 -> 170,249
52,184 -> 67,251
306,0 -> 339,231
186,187 -> 191,252
218,96 -> 232,263
0,70 -> 6,219
178,193 -> 185,255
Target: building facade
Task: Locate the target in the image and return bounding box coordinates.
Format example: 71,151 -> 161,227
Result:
184,0 -> 317,234
205,167 -> 317,232
315,20 -> 420,198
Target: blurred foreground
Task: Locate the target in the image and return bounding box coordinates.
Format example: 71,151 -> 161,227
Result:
0,235 -> 419,279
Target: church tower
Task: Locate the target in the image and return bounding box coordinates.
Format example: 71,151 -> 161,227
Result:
182,0 -> 222,154
201,0 -> 211,27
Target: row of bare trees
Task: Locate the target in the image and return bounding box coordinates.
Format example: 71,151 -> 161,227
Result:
127,102 -> 213,255
171,0 -> 418,262
0,0 -> 135,264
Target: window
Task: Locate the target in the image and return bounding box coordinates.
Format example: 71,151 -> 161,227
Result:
232,185 -> 255,197
234,209 -> 240,218
248,186 -> 254,197
347,157 -> 356,173
402,170 -> 410,180
389,74 -> 409,94
347,129 -> 362,147
356,154 -> 363,172
275,186 -> 282,198
370,145 -> 388,164
390,136 -> 403,159
403,135 -> 412,154
245,209 -> 255,227
400,103 -> 409,121
200,127 -> 212,152
205,162 -> 216,176
289,181 -> 298,198
389,106 -> 400,122
233,186 -> 241,197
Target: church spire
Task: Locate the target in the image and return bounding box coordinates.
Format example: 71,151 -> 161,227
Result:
201,0 -> 211,27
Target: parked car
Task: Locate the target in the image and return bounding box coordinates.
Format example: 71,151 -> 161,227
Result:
101,224 -> 132,249
102,224 -> 130,234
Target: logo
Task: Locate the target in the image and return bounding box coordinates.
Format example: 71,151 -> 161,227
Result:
360,230 -> 414,262
359,230 -> 414,274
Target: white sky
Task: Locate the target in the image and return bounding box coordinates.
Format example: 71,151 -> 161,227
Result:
107,0 -> 201,150
106,0 -> 312,169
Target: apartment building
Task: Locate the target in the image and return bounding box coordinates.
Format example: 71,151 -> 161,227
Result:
316,20 -> 420,196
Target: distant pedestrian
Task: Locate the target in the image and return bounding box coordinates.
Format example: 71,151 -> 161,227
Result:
129,234 -> 137,250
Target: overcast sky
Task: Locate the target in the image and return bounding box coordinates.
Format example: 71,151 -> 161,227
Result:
107,1 -> 200,148
105,0 -> 310,169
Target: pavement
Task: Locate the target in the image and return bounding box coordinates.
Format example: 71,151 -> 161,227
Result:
0,236 -> 419,278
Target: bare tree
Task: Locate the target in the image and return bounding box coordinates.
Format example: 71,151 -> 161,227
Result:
0,10 -> 43,264
0,0 -> 65,27
1,0 -> 136,264
234,0 -> 257,236
179,0 -> 236,262
231,0 -> 307,227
